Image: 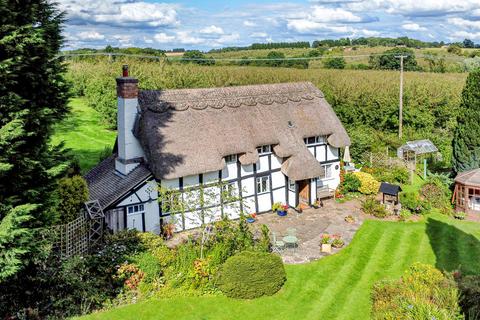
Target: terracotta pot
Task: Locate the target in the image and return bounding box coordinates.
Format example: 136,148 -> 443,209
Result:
321,243 -> 332,253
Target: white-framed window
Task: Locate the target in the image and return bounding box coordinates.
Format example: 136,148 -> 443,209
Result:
304,136 -> 327,145
320,164 -> 333,179
288,179 -> 296,192
127,204 -> 145,215
221,181 -> 237,199
256,145 -> 272,155
225,154 -> 237,164
256,176 -> 270,194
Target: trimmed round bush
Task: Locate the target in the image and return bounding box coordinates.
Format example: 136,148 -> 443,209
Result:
216,251 -> 286,299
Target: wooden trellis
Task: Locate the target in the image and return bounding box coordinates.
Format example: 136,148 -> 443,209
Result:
52,215 -> 90,259
52,200 -> 106,259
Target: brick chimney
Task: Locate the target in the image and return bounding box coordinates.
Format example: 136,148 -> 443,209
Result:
115,65 -> 145,175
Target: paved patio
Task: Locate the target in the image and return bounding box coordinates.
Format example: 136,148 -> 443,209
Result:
166,199 -> 365,264
251,199 -> 364,264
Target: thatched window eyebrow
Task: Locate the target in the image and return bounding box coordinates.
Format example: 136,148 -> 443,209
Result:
304,135 -> 327,145
225,154 -> 237,164
256,145 -> 272,155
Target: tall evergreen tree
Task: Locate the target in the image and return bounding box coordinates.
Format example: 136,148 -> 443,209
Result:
452,69 -> 480,173
0,0 -> 70,280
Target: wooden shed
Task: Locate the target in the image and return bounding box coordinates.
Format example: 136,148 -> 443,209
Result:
452,168 -> 480,214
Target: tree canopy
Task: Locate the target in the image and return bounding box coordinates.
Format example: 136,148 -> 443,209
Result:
0,0 -> 70,280
369,48 -> 418,71
453,70 -> 480,173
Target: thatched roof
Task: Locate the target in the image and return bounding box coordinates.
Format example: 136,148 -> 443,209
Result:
136,82 -> 350,180
455,168 -> 480,187
85,155 -> 152,208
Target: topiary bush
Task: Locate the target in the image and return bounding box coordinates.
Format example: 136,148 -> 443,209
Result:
216,251 -> 286,299
372,263 -> 462,320
353,172 -> 381,195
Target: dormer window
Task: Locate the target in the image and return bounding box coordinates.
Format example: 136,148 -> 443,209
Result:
304,136 -> 326,146
225,154 -> 237,164
256,145 -> 272,155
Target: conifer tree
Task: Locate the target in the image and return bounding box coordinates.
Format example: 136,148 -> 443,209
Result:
452,70 -> 480,173
0,0 -> 70,280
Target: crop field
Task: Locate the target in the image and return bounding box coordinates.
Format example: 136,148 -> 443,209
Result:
65,59 -> 466,166
79,214 -> 480,320
206,46 -> 475,70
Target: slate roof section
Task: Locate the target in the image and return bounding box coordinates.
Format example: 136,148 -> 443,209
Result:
379,182 -> 402,196
84,155 -> 152,209
137,82 -> 350,180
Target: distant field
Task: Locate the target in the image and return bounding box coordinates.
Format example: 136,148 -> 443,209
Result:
79,214 -> 480,320
51,98 -> 116,172
208,46 -> 475,71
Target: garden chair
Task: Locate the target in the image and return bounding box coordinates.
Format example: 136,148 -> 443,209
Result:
284,228 -> 299,252
271,231 -> 285,254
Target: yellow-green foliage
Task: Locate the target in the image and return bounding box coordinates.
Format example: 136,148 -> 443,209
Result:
372,263 -> 462,320
353,172 -> 381,195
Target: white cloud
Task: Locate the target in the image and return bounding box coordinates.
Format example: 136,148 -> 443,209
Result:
243,20 -> 257,27
287,20 -> 349,33
357,29 -> 380,37
199,25 -> 224,34
402,23 -> 427,31
77,30 -> 105,40
154,33 -> 175,43
451,30 -> 480,40
347,0 -> 479,17
57,0 -> 179,27
310,6 -> 363,23
216,33 -> 240,44
448,18 -> 480,30
250,32 -> 268,38
176,31 -> 204,45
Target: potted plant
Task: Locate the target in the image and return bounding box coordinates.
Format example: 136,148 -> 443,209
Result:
273,202 -> 288,216
344,215 -> 355,223
277,204 -> 288,216
331,234 -> 345,248
246,213 -> 256,223
320,234 -> 331,253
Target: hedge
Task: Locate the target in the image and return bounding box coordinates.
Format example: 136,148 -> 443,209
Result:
216,251 -> 286,299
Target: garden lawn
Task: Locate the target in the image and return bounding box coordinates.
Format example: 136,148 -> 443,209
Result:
52,98 -> 116,172
79,214 -> 480,320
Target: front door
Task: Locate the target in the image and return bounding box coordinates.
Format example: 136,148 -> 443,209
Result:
298,180 -> 310,206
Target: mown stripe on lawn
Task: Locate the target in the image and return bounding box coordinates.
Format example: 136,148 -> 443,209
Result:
336,225 -> 405,320
322,224 -> 402,319
303,223 -> 386,319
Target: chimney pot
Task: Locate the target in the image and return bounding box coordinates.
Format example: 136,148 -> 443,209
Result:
122,65 -> 129,77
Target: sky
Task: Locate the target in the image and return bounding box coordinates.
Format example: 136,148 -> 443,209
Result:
58,0 -> 480,50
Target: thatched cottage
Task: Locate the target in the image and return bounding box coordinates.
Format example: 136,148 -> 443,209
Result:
85,66 -> 350,233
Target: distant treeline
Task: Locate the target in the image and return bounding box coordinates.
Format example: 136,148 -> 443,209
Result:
65,45 -> 166,57
312,37 -> 447,48
209,41 -> 311,53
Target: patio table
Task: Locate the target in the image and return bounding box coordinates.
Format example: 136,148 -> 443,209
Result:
283,235 -> 298,251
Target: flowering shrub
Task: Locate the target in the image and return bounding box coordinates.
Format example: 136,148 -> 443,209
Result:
372,263 -> 461,320
115,263 -> 145,291
343,173 -> 361,193
353,172 -> 380,195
